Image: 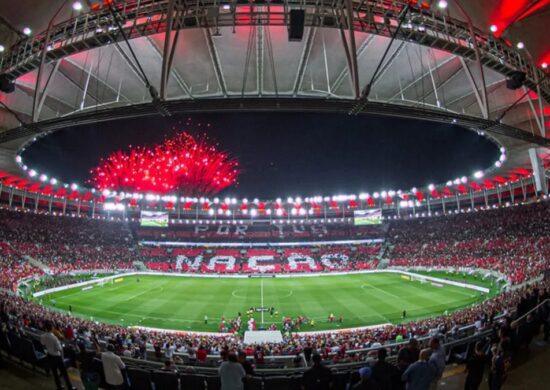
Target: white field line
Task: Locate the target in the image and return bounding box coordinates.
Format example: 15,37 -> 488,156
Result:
360,282 -> 401,300
260,279 -> 265,324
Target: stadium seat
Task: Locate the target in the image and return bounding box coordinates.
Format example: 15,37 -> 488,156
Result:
0,329 -> 11,355
264,375 -> 298,390
205,375 -> 221,390
245,376 -> 263,390
19,337 -> 47,372
7,332 -> 23,361
348,371 -> 360,388
91,357 -> 107,388
127,367 -> 153,390
151,370 -> 179,390
331,371 -> 351,390
180,373 -> 206,390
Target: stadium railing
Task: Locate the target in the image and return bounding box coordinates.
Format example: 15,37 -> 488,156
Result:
511,298 -> 550,328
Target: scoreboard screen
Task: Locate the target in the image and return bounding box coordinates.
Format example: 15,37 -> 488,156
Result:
353,209 -> 382,226
140,211 -> 169,227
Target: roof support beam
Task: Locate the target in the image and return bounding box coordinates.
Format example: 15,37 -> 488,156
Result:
344,0 -> 360,99
241,25 -> 256,97
332,35 -> 376,94
370,40 -> 406,90
454,1 -> 489,119
387,55 -> 456,102
523,86 -> 545,136
146,36 -> 193,99
203,27 -> 228,97
413,59 -> 462,105
264,25 -> 279,96
113,43 -> 148,89
532,64 -> 547,138
62,55 -> 132,103
160,0 -> 177,100
446,79 -> 505,109
31,0 -> 71,122
35,60 -> 60,121
292,27 -> 317,96
459,57 -> 488,119
257,25 -> 264,96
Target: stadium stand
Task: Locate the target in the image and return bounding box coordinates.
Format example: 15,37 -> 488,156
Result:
0,200 -> 550,389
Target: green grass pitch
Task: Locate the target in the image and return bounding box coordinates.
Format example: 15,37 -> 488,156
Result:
38,273 -> 491,332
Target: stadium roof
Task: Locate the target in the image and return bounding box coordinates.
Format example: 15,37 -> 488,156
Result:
0,0 -> 548,199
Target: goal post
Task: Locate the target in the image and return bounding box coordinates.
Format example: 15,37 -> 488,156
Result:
410,274 -> 427,284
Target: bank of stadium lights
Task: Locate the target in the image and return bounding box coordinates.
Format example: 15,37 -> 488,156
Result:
70,183 -> 78,191
437,0 -> 448,9
22,27 -> 32,36
516,42 -> 525,50
473,170 -> 484,179
28,169 -> 37,177
490,25 -> 498,33
0,45 -> 4,53
39,174 -> 48,182
72,1 -> 83,11
50,178 -> 58,185
103,202 -> 125,211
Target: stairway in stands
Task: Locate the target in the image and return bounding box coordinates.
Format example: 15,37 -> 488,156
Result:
5,242 -> 51,273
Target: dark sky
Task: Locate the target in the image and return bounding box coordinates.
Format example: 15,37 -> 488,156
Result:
22,112 -> 499,198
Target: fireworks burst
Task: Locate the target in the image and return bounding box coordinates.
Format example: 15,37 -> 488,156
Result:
89,132 -> 239,195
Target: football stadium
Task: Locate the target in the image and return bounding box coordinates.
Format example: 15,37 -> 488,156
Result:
0,1 -> 550,390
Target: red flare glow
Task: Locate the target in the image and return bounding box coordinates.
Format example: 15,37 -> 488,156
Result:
89,132 -> 239,195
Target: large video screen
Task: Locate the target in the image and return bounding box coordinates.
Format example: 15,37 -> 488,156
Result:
353,209 -> 382,226
140,211 -> 169,227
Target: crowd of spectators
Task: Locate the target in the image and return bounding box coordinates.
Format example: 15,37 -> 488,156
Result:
0,209 -> 134,289
0,201 -> 549,389
388,202 -> 550,284
1,279 -> 549,390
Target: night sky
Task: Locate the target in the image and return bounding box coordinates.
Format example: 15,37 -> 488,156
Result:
22,112 -> 499,198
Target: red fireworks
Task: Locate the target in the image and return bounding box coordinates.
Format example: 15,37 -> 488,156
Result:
89,132 -> 239,195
